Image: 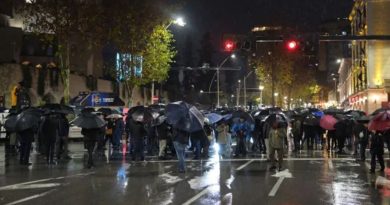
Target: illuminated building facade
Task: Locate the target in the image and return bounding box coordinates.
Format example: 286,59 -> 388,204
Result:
345,0 -> 390,113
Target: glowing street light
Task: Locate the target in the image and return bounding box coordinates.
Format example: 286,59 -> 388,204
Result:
173,17 -> 186,27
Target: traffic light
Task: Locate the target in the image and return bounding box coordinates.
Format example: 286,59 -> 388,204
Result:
223,39 -> 235,52
286,40 -> 298,51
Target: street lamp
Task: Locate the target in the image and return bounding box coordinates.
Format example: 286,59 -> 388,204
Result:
333,77 -> 337,104
259,85 -> 264,105
236,80 -> 241,107
151,17 -> 186,104
208,53 -> 236,108
243,70 -> 254,108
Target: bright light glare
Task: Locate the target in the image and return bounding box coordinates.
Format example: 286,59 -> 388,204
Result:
336,59 -> 342,63
174,17 -> 186,27
231,54 -> 236,59
213,143 -> 220,153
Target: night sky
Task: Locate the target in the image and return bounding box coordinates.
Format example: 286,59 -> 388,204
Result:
171,0 -> 354,63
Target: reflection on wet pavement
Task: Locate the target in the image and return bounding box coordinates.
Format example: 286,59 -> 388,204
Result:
0,142 -> 389,204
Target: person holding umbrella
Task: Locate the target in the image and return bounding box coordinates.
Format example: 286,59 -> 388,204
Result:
369,130 -> 385,173
130,119 -> 147,161
72,111 -> 106,168
113,115 -> 124,152
15,107 -> 42,165
268,121 -> 287,171
232,118 -> 248,157
57,114 -> 71,160
353,116 -> 371,161
40,111 -> 60,165
172,127 -> 190,173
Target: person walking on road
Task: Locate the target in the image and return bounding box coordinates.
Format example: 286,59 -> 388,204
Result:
173,128 -> 190,173
232,118 -> 248,157
81,127 -> 103,168
57,114 -> 71,160
40,112 -> 60,165
268,121 -> 287,171
130,120 -> 147,161
353,119 -> 370,161
113,117 -> 124,152
156,121 -> 169,160
370,131 -> 385,173
216,121 -> 230,158
18,127 -> 35,165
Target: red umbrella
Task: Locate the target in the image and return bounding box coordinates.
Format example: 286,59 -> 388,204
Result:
320,115 -> 338,130
368,110 -> 390,131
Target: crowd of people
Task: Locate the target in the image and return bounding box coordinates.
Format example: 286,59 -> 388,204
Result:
2,104 -> 390,174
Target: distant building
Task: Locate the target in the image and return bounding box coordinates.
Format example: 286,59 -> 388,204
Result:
342,0 -> 390,113
0,1 -> 128,107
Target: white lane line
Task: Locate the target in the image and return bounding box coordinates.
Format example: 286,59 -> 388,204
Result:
5,189 -> 57,205
0,172 -> 94,191
0,183 -> 61,191
268,177 -> 285,197
182,187 -> 209,205
235,160 -> 254,171
328,160 -> 334,170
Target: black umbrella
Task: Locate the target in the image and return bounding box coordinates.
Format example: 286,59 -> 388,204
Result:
148,104 -> 166,119
41,103 -> 74,114
97,108 -> 121,116
166,101 -> 204,133
303,114 -> 320,126
264,113 -> 289,125
81,107 -> 96,114
4,114 -> 18,132
128,106 -> 153,123
15,107 -> 43,132
70,113 -> 106,129
232,110 -> 254,123
323,108 -> 344,115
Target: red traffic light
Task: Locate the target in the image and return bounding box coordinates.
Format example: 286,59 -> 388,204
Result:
224,40 -> 235,52
286,40 -> 298,51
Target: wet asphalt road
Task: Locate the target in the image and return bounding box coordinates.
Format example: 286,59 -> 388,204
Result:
0,142 -> 389,205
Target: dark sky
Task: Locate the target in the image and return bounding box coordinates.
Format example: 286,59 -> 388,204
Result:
171,0 -> 353,63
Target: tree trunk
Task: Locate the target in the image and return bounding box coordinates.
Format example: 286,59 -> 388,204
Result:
59,41 -> 70,104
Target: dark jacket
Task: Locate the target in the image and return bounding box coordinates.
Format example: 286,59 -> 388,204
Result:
353,123 -> 370,143
156,122 -> 168,140
40,114 -> 59,139
81,128 -> 102,141
334,121 -> 346,138
370,133 -> 384,155
58,116 -> 70,137
129,121 -> 147,140
174,128 -> 190,145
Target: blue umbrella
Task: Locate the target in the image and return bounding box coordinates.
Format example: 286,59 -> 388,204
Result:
206,113 -> 223,124
312,111 -> 324,118
222,114 -> 232,121
166,101 -> 204,133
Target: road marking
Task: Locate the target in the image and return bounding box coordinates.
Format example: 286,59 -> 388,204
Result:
5,189 -> 57,205
268,177 -> 284,197
235,160 -> 254,171
182,187 -> 209,205
328,160 -> 334,170
0,172 -> 94,191
268,169 -> 293,197
0,183 -> 61,191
